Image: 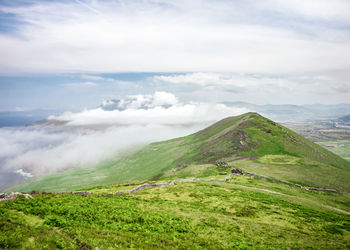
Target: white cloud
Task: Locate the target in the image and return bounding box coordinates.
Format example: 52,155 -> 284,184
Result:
154,73 -> 223,86
80,74 -> 105,81
0,92 -> 249,179
0,0 -> 349,75
154,72 -> 350,104
14,169 -> 33,178
50,91 -> 247,126
80,74 -> 115,82
14,107 -> 26,112
257,0 -> 350,22
1,124 -> 204,176
153,72 -> 309,91
63,81 -> 97,87
51,103 -> 245,126
100,91 -> 179,111
152,91 -> 179,106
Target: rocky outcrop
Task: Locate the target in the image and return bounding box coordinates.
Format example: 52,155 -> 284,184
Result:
215,161 -> 228,166
0,192 -> 33,202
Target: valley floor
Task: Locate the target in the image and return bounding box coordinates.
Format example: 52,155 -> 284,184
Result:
283,121 -> 350,161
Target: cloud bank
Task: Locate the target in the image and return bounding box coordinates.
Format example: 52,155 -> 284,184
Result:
49,92 -> 246,126
153,73 -> 350,104
0,0 -> 349,75
0,92 -> 249,186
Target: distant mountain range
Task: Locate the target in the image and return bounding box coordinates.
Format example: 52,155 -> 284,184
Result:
2,102 -> 350,127
224,102 -> 350,122
100,98 -> 350,123
0,109 -> 61,127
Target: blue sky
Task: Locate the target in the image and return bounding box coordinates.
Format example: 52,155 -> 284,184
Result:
0,0 -> 350,110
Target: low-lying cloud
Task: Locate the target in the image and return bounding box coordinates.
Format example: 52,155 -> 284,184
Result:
48,92 -> 248,126
0,92 -> 249,188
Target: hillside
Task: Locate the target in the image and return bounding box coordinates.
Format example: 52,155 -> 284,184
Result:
6,112 -> 350,193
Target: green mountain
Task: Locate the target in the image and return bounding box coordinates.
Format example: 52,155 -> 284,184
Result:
6,112 -> 350,192
1,112 -> 350,249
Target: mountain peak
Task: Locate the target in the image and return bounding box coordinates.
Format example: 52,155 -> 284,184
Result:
177,112 -> 349,169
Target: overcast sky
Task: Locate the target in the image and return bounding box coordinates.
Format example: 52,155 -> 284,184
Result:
0,0 -> 350,110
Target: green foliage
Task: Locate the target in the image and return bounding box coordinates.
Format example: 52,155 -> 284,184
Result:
257,155 -> 300,165
0,205 -> 75,249
44,216 -> 67,227
236,206 -> 256,217
323,224 -> 344,235
1,178 -> 350,249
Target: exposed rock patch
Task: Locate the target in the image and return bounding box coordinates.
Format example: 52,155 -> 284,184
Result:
215,161 -> 228,166
0,192 -> 33,202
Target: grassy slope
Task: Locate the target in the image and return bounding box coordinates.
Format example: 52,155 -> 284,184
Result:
1,176 -> 349,249
6,112 -> 350,192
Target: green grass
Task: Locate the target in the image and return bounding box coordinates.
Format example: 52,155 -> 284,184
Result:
1,176 -> 349,249
257,154 -> 300,165
232,159 -> 350,193
242,115 -> 349,169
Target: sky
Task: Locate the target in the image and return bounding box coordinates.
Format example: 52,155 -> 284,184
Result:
0,0 -> 349,111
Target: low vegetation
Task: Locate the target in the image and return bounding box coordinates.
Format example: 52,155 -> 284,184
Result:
1,175 -> 349,249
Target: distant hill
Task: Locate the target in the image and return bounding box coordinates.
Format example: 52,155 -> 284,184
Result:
27,102 -> 350,128
338,114 -> 350,122
224,102 -> 350,121
6,112 -> 350,192
0,110 -> 59,127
